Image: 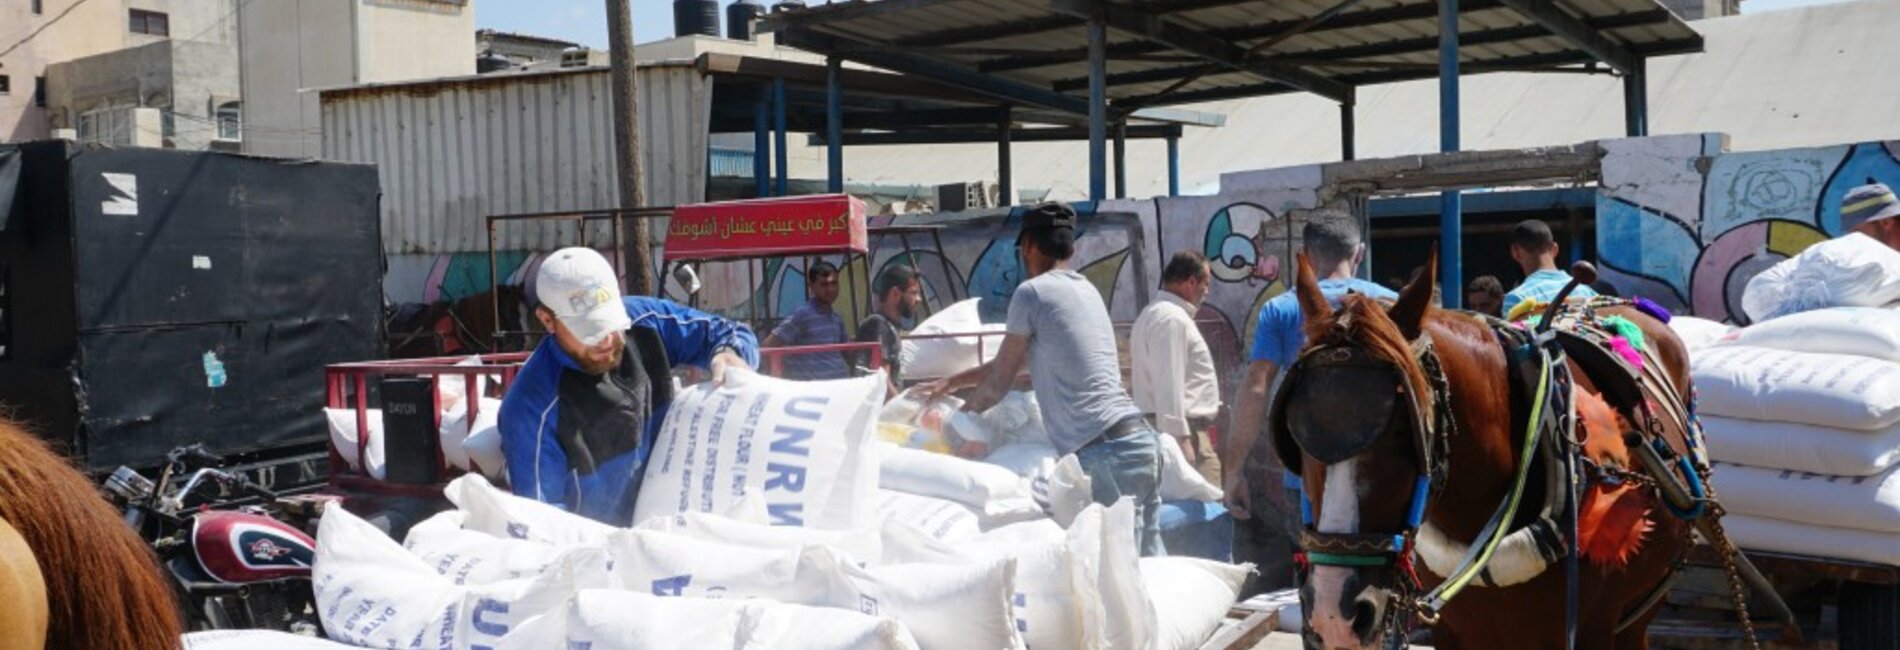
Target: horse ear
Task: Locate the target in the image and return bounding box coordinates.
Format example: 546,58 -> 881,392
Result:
1389,248 -> 1436,340
1293,251 -> 1333,325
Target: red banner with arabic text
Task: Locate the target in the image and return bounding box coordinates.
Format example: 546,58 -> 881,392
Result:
662,194 -> 868,261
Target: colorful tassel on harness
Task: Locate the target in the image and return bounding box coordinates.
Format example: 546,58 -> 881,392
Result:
1606,336 -> 1645,372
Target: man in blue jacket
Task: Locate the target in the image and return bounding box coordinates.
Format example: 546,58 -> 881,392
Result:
498,247 -> 758,525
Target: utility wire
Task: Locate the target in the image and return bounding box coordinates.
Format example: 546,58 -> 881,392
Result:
0,0 -> 100,62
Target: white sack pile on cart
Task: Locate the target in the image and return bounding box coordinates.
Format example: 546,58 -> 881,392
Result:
323,356 -> 509,482
304,368 -> 1252,650
1685,307 -> 1900,566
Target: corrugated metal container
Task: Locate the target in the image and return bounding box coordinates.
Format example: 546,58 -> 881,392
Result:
320,62 -> 710,254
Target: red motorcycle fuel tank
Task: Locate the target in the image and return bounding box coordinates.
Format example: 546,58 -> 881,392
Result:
191,510 -> 315,583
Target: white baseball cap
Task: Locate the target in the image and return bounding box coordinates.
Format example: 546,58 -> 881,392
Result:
534,247 -> 631,346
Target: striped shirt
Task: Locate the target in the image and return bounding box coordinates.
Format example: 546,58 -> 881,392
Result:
770,298 -> 849,380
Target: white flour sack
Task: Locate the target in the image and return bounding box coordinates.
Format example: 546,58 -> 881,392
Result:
608,528 -> 843,603
636,510 -> 883,563
1742,232 -> 1900,323
312,506 -> 579,649
878,489 -> 983,542
1701,415 -> 1900,477
1669,316 -> 1734,353
1691,345 -> 1900,431
1713,307 -> 1900,362
608,528 -> 1022,650
880,443 -> 1042,523
445,475 -> 617,546
1158,434 -> 1223,502
634,367 -> 886,529
901,298 -> 1007,381
1719,514 -> 1900,567
1142,557 -> 1253,650
325,399 -> 504,481
503,589 -> 922,650
1711,462 -> 1900,532
402,511 -> 611,587
324,408 -> 386,479
179,630 -> 361,650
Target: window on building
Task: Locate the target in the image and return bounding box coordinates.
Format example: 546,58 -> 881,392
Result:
34,77 -> 46,108
0,75 -> 10,95
32,0 -> 42,15
215,101 -> 241,140
129,9 -> 169,36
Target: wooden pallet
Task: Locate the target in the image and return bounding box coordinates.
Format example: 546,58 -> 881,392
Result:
1200,600 -> 1282,650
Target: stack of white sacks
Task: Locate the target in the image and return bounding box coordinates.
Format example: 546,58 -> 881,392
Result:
291,367 -> 1251,650
1672,307 -> 1900,566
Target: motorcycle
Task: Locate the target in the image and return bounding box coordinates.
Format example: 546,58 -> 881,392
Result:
102,444 -> 327,633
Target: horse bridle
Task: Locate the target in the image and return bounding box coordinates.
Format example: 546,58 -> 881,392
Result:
1269,333 -> 1455,580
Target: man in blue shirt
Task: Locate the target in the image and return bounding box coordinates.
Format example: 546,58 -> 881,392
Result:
763,261 -> 850,380
498,247 -> 758,525
1503,219 -> 1595,319
1222,214 -> 1395,595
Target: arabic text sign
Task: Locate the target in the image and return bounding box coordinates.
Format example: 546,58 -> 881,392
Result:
663,194 -> 868,261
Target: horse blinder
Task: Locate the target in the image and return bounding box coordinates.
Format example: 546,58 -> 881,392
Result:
1271,347 -> 1430,476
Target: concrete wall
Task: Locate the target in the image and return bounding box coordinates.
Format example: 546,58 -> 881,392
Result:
1596,134 -> 1900,324
0,0 -> 144,142
46,39 -> 239,150
239,0 -> 473,158
356,0 -> 475,82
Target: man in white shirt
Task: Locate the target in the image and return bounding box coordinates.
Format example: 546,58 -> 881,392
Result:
1130,251 -> 1222,483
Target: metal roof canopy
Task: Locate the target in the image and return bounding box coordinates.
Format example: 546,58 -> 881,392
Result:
760,0 -> 1702,311
695,50 -> 1211,202
695,52 -> 1214,134
758,0 -> 1701,110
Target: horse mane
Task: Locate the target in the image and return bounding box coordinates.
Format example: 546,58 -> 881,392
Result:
0,419 -> 182,650
1303,292 -> 1436,422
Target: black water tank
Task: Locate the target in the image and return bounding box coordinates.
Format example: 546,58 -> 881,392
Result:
727,0 -> 766,40
674,0 -> 719,37
476,51 -> 514,73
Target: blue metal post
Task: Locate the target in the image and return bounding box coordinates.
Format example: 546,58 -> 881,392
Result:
1087,16 -> 1107,203
826,55 -> 844,193
1623,58 -> 1648,137
753,90 -> 769,198
774,77 -> 789,196
1166,135 -> 1180,197
1438,0 -> 1463,308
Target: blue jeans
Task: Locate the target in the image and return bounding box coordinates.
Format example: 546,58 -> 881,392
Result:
1075,426 -> 1166,557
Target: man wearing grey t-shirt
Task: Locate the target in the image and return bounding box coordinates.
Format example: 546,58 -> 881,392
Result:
921,203 -> 1164,556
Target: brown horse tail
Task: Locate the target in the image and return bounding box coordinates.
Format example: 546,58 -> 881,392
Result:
0,420 -> 183,650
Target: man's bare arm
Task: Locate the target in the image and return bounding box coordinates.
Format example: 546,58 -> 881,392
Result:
1222,359 -> 1280,518
959,334 -> 1028,413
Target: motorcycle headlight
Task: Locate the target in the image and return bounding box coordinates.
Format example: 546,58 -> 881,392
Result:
104,466 -> 155,501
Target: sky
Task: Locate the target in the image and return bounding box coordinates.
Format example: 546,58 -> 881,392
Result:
476,0 -> 1861,51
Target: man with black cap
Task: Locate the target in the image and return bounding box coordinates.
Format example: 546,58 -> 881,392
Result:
1743,182 -> 1900,321
498,247 -> 759,525
921,203 -> 1165,556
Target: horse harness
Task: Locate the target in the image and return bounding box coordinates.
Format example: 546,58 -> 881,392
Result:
1268,288 -> 1774,647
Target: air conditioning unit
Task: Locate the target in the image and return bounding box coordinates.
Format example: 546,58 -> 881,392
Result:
561,48 -> 607,68
936,181 -> 990,212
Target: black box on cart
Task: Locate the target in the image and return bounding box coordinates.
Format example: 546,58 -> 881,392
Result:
0,141 -> 384,471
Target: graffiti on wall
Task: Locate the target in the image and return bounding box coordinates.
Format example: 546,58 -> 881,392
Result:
1597,137 -> 1900,324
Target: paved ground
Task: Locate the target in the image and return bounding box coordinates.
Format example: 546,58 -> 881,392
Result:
1249,632 -> 1430,649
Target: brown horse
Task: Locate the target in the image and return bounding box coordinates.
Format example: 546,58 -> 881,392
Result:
1274,253 -> 1695,650
0,419 -> 182,650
